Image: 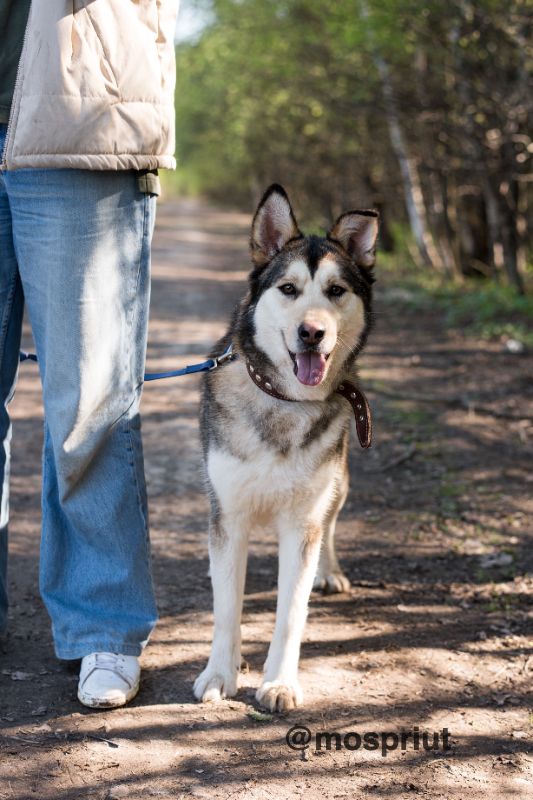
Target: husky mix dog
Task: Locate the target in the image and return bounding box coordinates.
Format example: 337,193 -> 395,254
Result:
194,185 -> 379,712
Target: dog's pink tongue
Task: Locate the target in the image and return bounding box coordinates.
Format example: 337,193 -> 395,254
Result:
295,352 -> 327,386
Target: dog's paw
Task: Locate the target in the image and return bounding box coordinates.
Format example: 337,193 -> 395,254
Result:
313,571 -> 351,594
193,665 -> 238,702
256,680 -> 303,713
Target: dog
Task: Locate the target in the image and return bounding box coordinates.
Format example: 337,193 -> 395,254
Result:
193,184 -> 379,712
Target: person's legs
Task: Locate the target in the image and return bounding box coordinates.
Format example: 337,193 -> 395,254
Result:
0,126 -> 24,634
4,161 -> 158,659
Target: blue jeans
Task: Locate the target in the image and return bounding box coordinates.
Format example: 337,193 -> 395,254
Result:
0,123 -> 158,658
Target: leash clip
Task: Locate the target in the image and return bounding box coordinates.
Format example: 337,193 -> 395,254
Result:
209,344 -> 234,370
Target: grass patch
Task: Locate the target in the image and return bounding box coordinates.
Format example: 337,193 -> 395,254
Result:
378,233 -> 533,346
386,402 -> 435,429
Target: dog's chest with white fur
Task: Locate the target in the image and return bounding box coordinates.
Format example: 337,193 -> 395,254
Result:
204,380 -> 349,514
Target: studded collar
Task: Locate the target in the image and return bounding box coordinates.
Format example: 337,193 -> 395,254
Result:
244,358 -> 372,449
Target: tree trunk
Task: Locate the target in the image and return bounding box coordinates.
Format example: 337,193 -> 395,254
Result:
499,180 -> 525,295
438,172 -> 463,278
360,1 -> 443,270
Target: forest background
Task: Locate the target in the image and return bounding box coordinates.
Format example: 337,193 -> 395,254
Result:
170,0 -> 532,343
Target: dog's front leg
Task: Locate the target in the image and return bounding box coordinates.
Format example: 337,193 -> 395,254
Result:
256,517 -> 323,712
194,515 -> 249,702
314,468 -> 351,594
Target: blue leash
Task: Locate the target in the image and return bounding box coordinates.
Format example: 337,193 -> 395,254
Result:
18,343 -> 236,381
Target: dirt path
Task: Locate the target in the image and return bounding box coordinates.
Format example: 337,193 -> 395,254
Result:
1,199 -> 532,800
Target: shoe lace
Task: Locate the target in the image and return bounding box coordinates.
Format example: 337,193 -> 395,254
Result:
94,652 -> 121,669
90,652 -> 132,689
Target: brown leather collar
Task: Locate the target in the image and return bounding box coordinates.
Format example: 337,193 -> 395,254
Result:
245,359 -> 372,449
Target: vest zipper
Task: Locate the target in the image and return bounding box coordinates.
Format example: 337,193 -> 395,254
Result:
1,0 -> 33,170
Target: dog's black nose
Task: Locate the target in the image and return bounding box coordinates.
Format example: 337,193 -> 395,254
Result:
298,322 -> 325,345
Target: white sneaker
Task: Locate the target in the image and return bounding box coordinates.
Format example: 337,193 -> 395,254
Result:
77,652 -> 141,709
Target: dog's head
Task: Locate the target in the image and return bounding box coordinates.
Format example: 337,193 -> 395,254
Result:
237,184 -> 379,399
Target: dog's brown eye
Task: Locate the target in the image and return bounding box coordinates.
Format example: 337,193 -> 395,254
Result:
328,285 -> 346,298
279,283 -> 297,296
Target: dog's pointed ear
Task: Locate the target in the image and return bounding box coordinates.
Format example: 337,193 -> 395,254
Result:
250,184 -> 302,267
328,210 -> 380,268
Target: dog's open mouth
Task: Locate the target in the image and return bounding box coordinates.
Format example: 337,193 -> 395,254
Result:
289,350 -> 330,386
